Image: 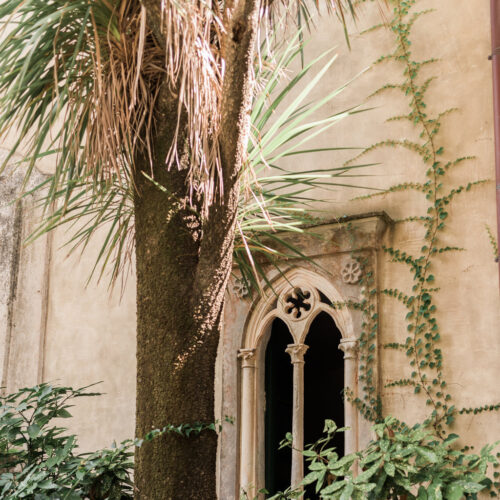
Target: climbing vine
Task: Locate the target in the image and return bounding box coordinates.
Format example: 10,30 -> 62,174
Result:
343,0 -> 499,442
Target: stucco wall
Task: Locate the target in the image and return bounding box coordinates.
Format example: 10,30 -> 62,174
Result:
0,0 -> 499,494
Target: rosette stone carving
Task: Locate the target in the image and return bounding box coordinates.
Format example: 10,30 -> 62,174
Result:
341,260 -> 363,285
232,278 -> 249,299
281,286 -> 314,320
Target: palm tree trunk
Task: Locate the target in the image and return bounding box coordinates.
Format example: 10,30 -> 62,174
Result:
134,2 -> 260,497
133,129 -> 239,499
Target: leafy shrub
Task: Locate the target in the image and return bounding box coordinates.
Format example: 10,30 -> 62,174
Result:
0,383 -> 134,499
270,418 -> 499,500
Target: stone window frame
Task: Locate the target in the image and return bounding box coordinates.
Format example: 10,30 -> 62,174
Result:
216,213 -> 391,499
237,267 -> 359,497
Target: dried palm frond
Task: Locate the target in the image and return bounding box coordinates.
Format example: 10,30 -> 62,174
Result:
27,32 -> 375,288
0,0 -> 371,211
155,0 -> 377,210
157,1 -> 224,210
0,0 -> 163,198
83,1 -> 163,183
0,0 -> 380,287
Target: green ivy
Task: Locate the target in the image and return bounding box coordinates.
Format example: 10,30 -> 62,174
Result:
343,0 -> 500,438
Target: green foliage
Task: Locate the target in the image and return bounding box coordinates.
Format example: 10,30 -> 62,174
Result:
273,419 -> 499,500
0,383 -> 236,498
485,225 -> 499,262
0,383 -> 134,499
342,0 -> 500,436
234,37 -> 373,294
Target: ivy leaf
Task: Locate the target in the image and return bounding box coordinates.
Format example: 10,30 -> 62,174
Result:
458,481 -> 486,493
56,408 -> 72,418
340,482 -> 354,500
303,470 -> 322,485
443,433 -> 459,445
355,462 -> 380,483
27,424 -> 40,439
320,479 -> 346,494
417,447 -> 439,463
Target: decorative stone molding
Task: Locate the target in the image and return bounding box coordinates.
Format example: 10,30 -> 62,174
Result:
237,268 -> 361,497
283,287 -> 313,319
277,285 -> 317,323
226,214 -> 392,499
285,343 -> 309,364
341,259 -> 363,285
232,278 -> 249,299
244,268 -> 354,350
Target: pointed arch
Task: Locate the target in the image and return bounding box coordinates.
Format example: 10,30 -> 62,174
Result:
242,267 -> 354,351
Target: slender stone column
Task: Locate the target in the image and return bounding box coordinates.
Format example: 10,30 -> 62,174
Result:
339,338 -> 358,455
285,343 -> 309,490
238,348 -> 257,496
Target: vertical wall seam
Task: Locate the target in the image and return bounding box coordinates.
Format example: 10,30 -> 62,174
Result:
2,201 -> 23,392
37,214 -> 53,384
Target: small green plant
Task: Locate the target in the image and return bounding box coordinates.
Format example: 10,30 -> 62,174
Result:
485,225 -> 499,262
272,419 -> 499,500
0,383 -> 134,499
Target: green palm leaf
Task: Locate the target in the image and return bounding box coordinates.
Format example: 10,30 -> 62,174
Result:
0,2 -> 376,289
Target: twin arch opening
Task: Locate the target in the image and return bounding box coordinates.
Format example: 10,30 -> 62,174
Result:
264,312 -> 344,497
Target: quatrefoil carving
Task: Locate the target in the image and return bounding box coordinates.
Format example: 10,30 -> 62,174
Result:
232,278 -> 249,299
284,287 -> 312,319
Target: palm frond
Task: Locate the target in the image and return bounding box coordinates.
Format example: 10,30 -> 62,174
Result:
0,1 -> 377,289
233,36 -> 376,294
0,0 -> 162,199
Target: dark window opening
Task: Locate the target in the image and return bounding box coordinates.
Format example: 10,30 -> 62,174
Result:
304,312 -> 344,499
264,318 -> 293,497
318,290 -> 332,306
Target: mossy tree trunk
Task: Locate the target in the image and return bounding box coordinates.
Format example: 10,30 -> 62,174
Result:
134,2 -> 260,498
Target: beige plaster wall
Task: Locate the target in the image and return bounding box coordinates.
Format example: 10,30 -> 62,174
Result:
0,0 -> 498,492
222,0 -> 499,494
288,0 -> 500,452
42,226 -> 137,452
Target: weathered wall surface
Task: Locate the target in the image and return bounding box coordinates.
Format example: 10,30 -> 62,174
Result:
41,225 -> 137,452
0,158 -> 136,452
220,0 -> 500,495
303,0 -> 500,453
0,0 -> 498,494
0,154 -> 51,395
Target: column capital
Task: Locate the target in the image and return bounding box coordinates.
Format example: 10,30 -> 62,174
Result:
286,343 -> 309,364
339,338 -> 358,360
238,348 -> 256,368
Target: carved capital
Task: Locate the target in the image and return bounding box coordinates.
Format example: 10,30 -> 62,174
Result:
286,343 -> 309,364
339,338 -> 358,360
238,348 -> 256,368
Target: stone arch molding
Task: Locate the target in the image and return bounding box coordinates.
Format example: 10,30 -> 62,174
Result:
238,267 -> 360,497
242,267 -> 355,350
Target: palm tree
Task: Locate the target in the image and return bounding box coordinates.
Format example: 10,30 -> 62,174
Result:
0,1 -> 372,497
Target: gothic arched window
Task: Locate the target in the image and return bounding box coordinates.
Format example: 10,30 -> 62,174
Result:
238,269 -> 359,498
